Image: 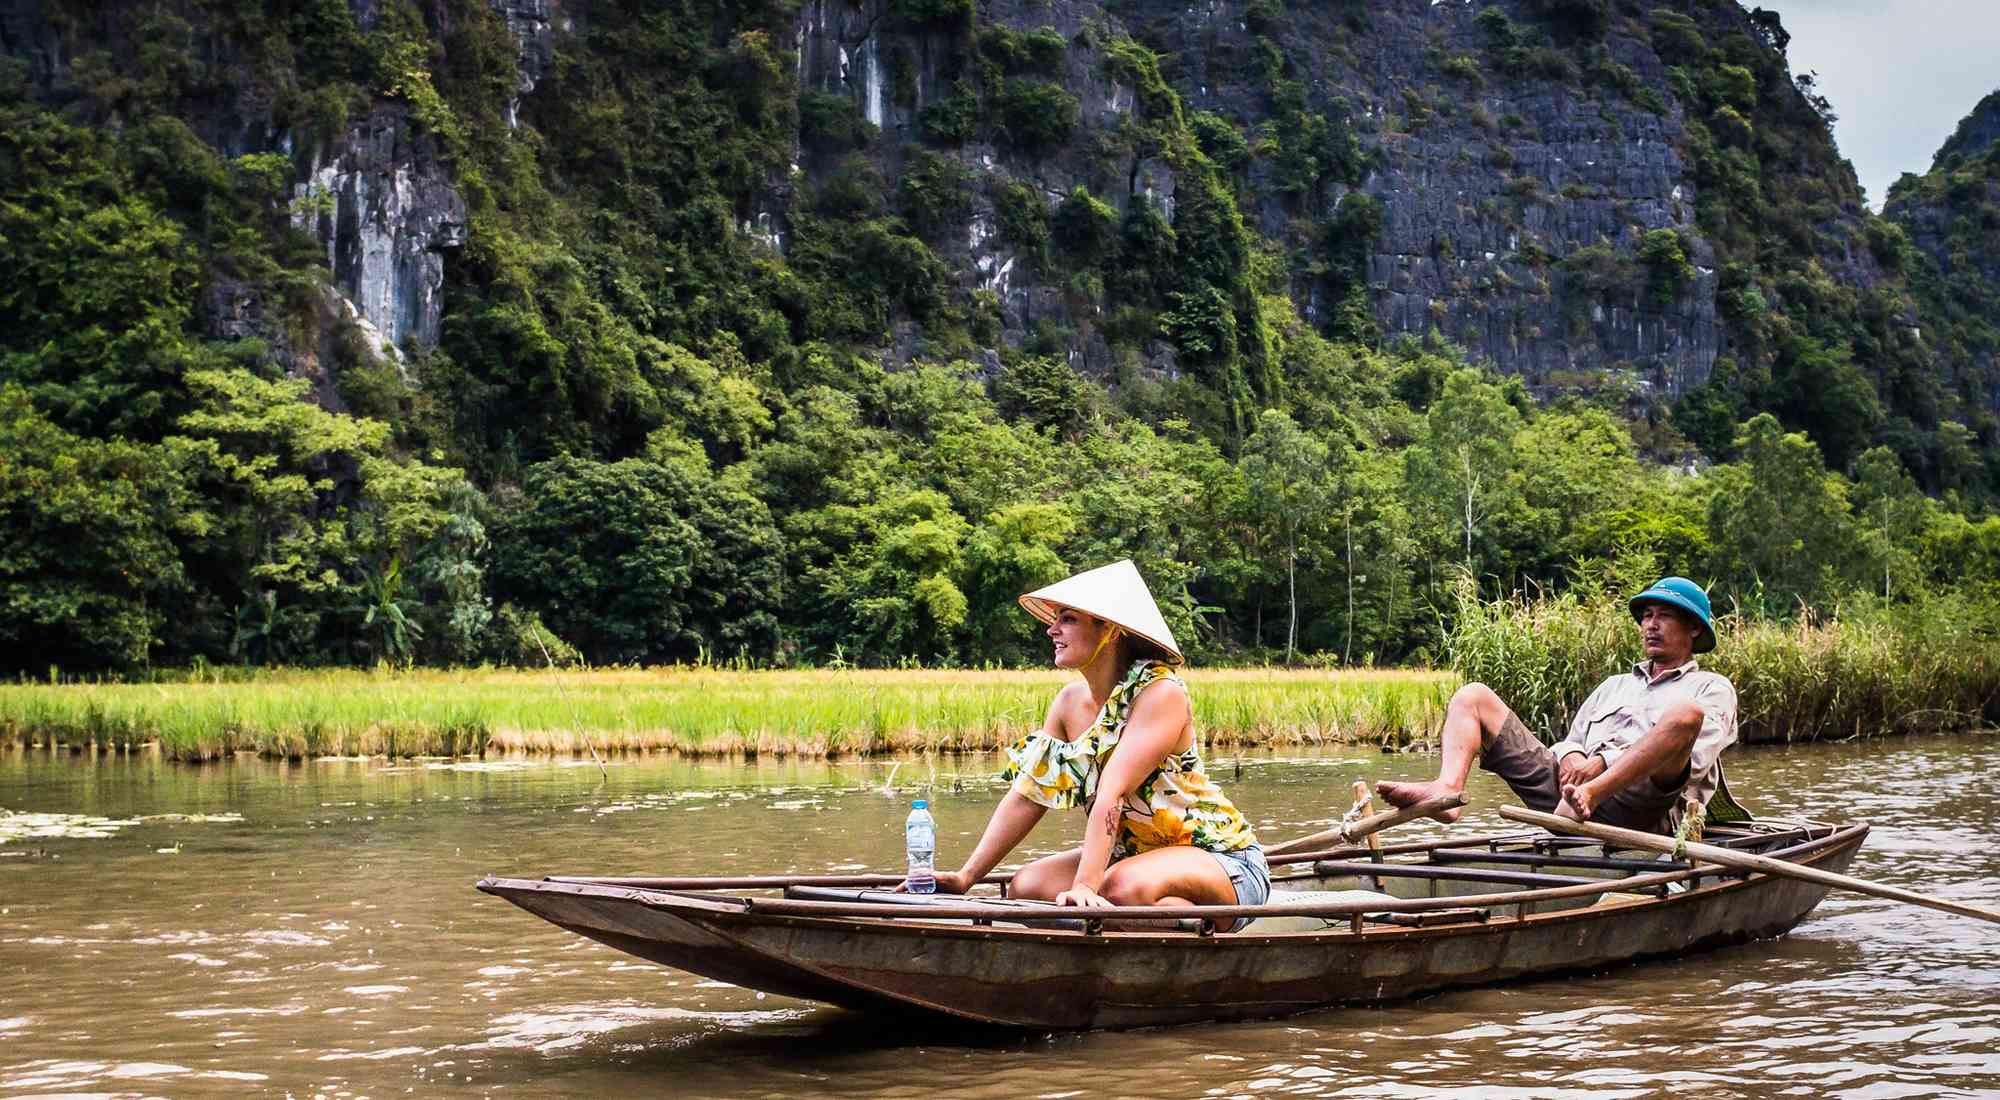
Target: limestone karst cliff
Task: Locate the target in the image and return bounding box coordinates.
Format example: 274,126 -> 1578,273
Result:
1886,90 -> 2000,433
0,0 -> 1984,473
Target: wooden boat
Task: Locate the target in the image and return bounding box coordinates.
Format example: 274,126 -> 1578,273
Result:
475,817 -> 1865,1030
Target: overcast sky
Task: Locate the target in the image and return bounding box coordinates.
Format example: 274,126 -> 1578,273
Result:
1754,1 -> 2000,209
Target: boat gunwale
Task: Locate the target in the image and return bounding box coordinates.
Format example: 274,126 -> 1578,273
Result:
480,822 -> 1867,941
538,822 -> 1822,893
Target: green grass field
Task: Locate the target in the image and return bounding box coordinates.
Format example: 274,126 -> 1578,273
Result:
0,667 -> 1456,761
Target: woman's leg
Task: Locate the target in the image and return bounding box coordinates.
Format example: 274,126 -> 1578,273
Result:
1099,845 -> 1238,907
1007,848 -> 1082,900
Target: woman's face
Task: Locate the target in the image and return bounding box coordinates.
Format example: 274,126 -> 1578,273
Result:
1047,608 -> 1111,670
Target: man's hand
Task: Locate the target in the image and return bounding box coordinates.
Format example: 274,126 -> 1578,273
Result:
1557,752 -> 1606,790
1557,782 -> 1597,822
895,869 -> 975,894
1054,882 -> 1114,909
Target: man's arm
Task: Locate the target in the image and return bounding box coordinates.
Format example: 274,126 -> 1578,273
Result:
1688,675 -> 1738,779
1559,699 -> 1703,822
1556,680 -> 1612,787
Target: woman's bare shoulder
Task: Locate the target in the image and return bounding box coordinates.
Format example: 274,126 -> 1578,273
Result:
1042,679 -> 1093,733
1133,669 -> 1189,705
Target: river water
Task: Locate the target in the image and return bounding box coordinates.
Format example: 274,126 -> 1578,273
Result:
3,736 -> 1998,1098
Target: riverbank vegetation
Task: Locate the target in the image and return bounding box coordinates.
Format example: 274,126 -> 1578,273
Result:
1448,566 -> 2000,744
0,667 -> 1452,762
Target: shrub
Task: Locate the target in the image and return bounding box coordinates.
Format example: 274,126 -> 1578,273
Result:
994,79 -> 1078,156
1637,227 -> 1696,305
918,78 -> 979,145
1052,186 -> 1119,267
993,354 -> 1100,433
897,150 -> 973,241
799,91 -> 873,154
1440,53 -> 1483,83
992,179 -> 1051,259
1190,109 -> 1250,171
1648,9 -> 1708,63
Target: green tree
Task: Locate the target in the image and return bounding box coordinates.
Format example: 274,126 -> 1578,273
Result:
798,488 -> 970,662
1240,410 -> 1336,662
960,502 -> 1076,662
1705,414 -> 1866,609
0,386 -> 193,671
493,456 -> 781,664
1849,446 -> 1930,599
1405,369 -> 1525,574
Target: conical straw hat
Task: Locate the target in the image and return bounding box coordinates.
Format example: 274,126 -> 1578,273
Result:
1018,559 -> 1183,664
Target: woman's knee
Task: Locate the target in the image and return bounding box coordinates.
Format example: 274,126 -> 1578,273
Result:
1010,855 -> 1069,900
1098,862 -> 1160,907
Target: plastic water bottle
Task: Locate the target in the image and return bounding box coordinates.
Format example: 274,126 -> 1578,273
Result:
905,800 -> 937,894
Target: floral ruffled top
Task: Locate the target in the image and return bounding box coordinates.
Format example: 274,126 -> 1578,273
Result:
1001,659 -> 1258,860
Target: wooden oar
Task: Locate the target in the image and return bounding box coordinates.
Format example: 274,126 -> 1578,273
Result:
1499,806 -> 2000,927
1266,794 -> 1466,857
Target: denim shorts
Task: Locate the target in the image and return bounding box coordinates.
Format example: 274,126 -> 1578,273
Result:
1209,844 -> 1271,929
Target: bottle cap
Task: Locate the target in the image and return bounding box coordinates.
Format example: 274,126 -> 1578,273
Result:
912,799 -> 928,809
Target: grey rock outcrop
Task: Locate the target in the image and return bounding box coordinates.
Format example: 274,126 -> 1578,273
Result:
292,105 -> 467,362
283,0 -> 568,364
491,0 -> 564,129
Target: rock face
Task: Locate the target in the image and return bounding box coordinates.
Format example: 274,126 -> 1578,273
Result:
1932,90 -> 2000,170
1197,1 -> 1722,393
2,0 -> 1875,404
490,0 -> 564,129
783,0 -> 1860,397
291,105 -> 468,362
1885,89 -> 2000,402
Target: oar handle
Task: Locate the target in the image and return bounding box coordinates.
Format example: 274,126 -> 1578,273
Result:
1498,805 -> 2000,928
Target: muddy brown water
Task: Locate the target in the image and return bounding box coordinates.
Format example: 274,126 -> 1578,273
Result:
3,737 -> 1999,1098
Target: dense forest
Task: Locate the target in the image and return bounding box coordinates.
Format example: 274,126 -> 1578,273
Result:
4,0 -> 2000,674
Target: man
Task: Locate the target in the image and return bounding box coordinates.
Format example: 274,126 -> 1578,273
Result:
1378,577 -> 1737,832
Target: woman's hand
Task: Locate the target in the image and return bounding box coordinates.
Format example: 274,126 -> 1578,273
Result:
894,869 -> 974,894
1055,882 -> 1114,909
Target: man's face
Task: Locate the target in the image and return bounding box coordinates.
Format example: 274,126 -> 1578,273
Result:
1637,602 -> 1698,664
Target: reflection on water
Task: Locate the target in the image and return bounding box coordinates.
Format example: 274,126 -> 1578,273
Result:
3,739 -> 1999,1097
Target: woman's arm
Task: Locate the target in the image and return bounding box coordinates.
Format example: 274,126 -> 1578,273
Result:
1055,677 -> 1190,907
919,687 -> 1072,893
931,790 -> 1047,893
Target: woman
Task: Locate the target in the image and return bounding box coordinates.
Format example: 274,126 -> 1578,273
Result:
923,560 -> 1270,924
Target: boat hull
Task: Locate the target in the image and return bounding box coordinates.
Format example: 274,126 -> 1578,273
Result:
477,825 -> 1865,1030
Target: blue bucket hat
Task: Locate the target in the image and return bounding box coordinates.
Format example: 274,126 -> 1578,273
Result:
1628,576 -> 1716,654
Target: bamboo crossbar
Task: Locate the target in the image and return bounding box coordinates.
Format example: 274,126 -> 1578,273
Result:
669,863 -> 1728,924
549,831 -> 1542,891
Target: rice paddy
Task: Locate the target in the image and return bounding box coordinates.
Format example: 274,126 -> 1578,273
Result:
0,666 -> 1456,762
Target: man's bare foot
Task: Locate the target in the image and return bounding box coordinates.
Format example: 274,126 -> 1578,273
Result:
1374,779 -> 1465,823
1557,782 -> 1596,822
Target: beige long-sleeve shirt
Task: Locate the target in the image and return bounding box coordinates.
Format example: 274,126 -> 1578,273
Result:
1557,658 -> 1738,811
